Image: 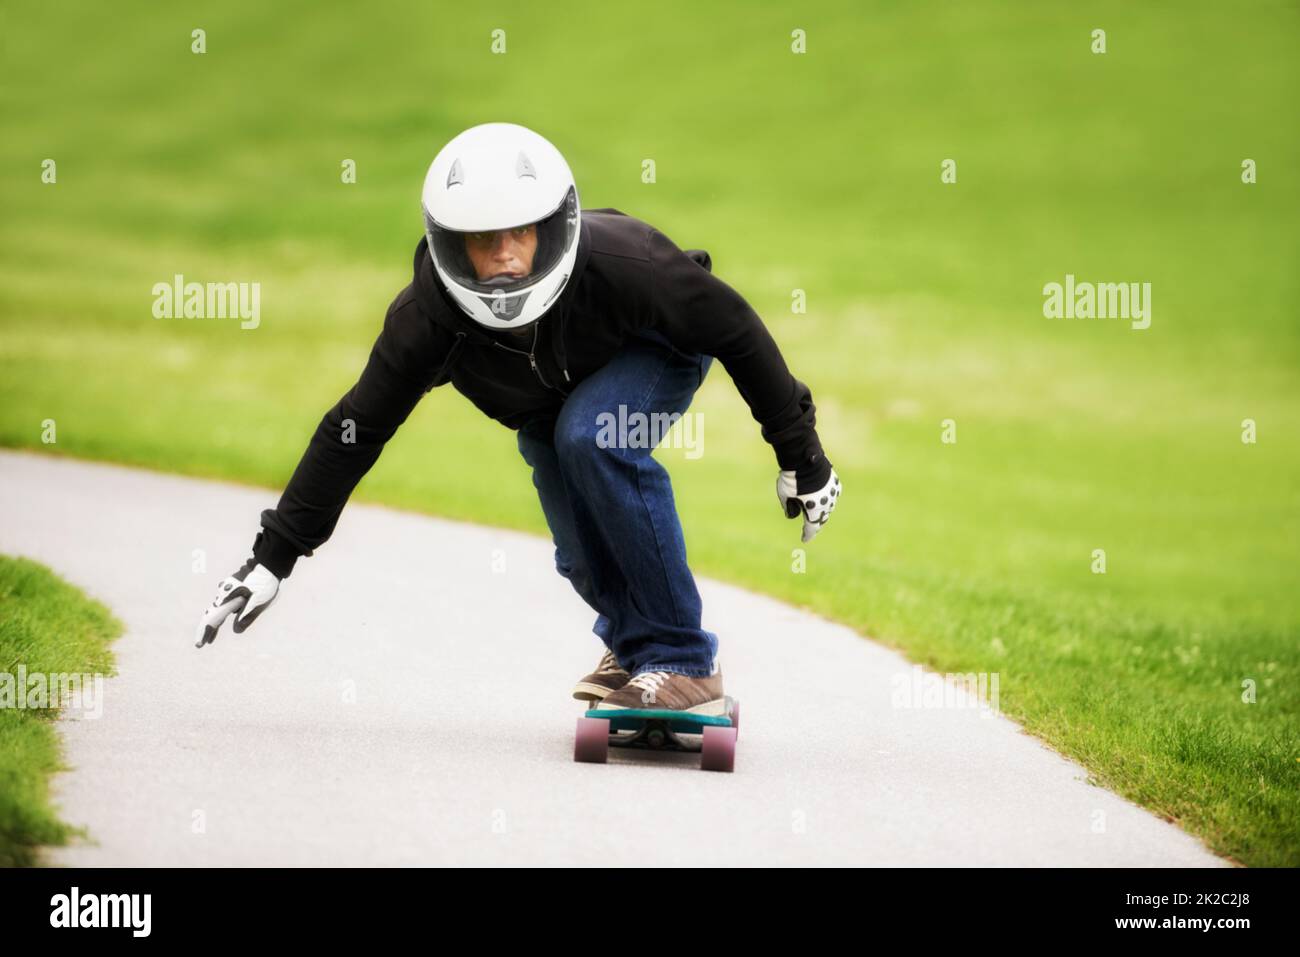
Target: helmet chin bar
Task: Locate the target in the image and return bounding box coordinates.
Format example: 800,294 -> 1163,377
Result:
478,288 -> 533,323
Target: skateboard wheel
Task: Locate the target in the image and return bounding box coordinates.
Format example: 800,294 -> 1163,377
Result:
574,716 -> 610,764
700,725 -> 737,772
730,699 -> 740,739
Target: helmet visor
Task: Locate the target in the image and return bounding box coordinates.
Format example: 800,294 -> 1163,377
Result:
425,186 -> 578,297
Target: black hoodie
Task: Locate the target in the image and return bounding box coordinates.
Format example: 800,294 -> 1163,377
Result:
252,208 -> 829,578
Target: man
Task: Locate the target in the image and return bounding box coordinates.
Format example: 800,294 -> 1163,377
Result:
194,122 -> 841,719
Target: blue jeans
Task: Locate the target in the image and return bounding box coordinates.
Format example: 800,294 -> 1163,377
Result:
516,329 -> 717,677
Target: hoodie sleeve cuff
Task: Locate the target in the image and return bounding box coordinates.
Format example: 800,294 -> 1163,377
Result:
794,454 -> 833,492
252,527 -> 304,580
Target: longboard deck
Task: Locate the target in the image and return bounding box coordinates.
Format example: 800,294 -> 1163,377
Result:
583,696 -> 739,751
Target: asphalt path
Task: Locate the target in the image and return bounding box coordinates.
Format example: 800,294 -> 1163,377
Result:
0,450 -> 1227,866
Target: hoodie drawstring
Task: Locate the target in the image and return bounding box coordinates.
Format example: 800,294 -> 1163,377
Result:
551,309 -> 571,384
429,331 -> 468,391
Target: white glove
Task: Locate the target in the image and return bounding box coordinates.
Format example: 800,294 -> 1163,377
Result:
776,465 -> 842,543
194,559 -> 281,648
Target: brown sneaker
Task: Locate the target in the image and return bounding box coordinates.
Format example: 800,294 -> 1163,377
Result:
571,648 -> 631,702
594,666 -> 726,716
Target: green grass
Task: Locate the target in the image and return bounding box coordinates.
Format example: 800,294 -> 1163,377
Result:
1,1 -> 1297,865
0,557 -> 121,867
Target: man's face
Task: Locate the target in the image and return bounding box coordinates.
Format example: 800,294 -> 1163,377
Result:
464,224 -> 538,283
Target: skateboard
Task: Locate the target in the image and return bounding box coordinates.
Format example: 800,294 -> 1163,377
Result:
574,696 -> 740,772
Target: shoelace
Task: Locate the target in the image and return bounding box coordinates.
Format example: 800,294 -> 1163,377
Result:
628,671 -> 671,694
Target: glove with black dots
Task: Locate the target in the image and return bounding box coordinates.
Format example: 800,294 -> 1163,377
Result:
776,459 -> 842,543
194,556 -> 281,648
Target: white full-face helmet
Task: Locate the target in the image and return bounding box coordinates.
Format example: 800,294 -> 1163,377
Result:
421,122 -> 580,330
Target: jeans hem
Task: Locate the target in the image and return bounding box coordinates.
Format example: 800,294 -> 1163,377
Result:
629,663 -> 714,679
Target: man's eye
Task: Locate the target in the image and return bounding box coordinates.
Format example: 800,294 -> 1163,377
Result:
513,227 -> 528,236
471,232 -> 490,242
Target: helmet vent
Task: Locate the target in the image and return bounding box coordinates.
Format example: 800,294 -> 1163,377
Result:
515,151 -> 537,180
446,158 -> 464,188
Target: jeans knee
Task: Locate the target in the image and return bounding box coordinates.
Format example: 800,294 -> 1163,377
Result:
554,405 -> 605,468
517,418 -> 556,467
556,552 -> 598,606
